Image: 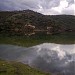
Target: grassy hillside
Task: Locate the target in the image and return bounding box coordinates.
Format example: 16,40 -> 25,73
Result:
0,60 -> 51,75
0,10 -> 75,36
48,15 -> 75,31
0,10 -> 75,46
0,32 -> 75,47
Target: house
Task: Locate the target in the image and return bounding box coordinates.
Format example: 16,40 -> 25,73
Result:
23,24 -> 35,32
25,24 -> 35,29
47,26 -> 53,32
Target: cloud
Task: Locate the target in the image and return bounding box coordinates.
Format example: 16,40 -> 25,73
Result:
39,0 -> 74,15
67,0 -> 74,5
0,0 -> 40,10
39,0 -> 60,9
62,3 -> 75,15
0,0 -> 74,15
0,43 -> 75,75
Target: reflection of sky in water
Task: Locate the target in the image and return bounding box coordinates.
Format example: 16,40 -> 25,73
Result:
0,43 -> 75,75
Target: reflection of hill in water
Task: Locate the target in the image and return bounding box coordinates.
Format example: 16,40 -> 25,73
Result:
23,31 -> 53,36
0,43 -> 75,75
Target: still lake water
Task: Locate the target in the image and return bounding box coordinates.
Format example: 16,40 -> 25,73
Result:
0,43 -> 75,75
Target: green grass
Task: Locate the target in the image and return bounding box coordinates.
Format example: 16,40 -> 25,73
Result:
0,33 -> 75,47
0,60 -> 51,75
0,33 -> 74,75
0,32 -> 75,47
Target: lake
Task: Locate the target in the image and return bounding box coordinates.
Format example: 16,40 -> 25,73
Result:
0,43 -> 75,75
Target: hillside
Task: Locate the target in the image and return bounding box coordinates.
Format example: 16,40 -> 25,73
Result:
0,10 -> 75,36
0,10 -> 75,75
0,60 -> 51,75
48,15 -> 75,31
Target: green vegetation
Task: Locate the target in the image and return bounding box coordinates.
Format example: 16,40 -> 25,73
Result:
48,15 -> 75,31
0,60 -> 50,75
0,10 -> 75,75
0,32 -> 75,47
0,10 -> 75,46
0,10 -> 75,36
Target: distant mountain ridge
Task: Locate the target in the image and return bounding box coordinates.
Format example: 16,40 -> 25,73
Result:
0,10 -> 75,36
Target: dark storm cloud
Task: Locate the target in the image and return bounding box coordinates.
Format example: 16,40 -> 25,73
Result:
0,0 -> 74,15
0,0 -> 60,10
39,0 -> 60,9
67,0 -> 74,5
0,0 -> 40,10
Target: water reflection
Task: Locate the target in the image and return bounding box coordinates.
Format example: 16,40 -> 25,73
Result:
24,31 -> 35,36
24,31 -> 52,36
0,43 -> 75,75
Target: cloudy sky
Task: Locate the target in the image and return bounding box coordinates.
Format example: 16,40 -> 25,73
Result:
0,0 -> 75,15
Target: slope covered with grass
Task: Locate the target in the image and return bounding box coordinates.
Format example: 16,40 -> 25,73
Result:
0,10 -> 75,36
0,60 -> 51,75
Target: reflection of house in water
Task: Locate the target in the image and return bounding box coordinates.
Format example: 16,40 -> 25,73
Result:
47,26 -> 53,34
47,32 -> 53,35
25,32 -> 35,36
